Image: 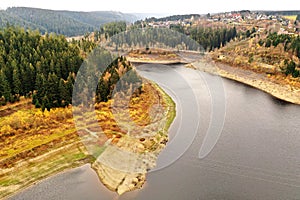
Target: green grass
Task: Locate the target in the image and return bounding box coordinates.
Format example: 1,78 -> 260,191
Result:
1,128 -> 77,160
90,146 -> 107,160
152,83 -> 176,133
0,143 -> 91,199
0,179 -> 20,187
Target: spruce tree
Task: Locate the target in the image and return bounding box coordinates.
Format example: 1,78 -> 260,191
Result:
12,68 -> 22,95
0,70 -> 11,102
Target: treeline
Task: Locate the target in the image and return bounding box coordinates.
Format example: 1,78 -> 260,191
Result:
142,14 -> 201,23
188,27 -> 238,51
106,28 -> 201,51
98,22 -> 238,52
95,21 -> 127,40
0,26 -> 83,109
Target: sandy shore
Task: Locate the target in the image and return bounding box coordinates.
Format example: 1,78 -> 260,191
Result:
189,59 -> 300,105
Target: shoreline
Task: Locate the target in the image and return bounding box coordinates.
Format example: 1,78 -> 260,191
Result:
189,59 -> 300,105
3,82 -> 176,198
4,163 -> 91,200
91,82 -> 176,195
2,142 -> 91,200
127,57 -> 188,65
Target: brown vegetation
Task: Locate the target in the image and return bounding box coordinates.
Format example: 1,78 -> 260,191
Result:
0,80 -> 175,198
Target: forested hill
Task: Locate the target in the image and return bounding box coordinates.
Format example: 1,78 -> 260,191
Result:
0,7 -> 138,36
143,14 -> 201,22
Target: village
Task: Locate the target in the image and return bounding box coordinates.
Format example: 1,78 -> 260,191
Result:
143,11 -> 300,36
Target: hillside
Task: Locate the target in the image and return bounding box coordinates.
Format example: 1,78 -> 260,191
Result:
60,11 -> 137,27
0,7 -> 138,36
202,28 -> 300,104
0,10 -> 43,31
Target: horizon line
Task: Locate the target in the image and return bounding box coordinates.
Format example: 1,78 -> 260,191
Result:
1,6 -> 300,15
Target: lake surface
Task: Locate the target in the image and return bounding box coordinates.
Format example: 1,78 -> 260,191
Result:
10,64 -> 300,200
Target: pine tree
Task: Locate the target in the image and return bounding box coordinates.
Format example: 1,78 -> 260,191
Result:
0,70 -> 11,102
65,73 -> 74,104
59,79 -> 70,107
12,68 -> 22,95
41,95 -> 50,112
35,73 -> 46,104
46,73 -> 60,107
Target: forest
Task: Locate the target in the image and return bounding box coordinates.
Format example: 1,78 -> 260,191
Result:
0,7 -> 137,36
0,14 -> 243,111
188,26 -> 238,51
0,26 -> 83,109
0,25 -> 142,111
141,14 -> 201,23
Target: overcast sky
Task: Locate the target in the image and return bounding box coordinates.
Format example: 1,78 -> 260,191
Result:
1,0 -> 299,14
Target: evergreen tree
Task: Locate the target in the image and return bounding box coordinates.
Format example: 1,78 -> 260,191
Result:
0,70 -> 11,102
0,25 -> 85,110
46,73 -> 60,108
59,79 -> 70,107
41,95 -> 50,112
12,68 -> 21,95
34,73 -> 46,106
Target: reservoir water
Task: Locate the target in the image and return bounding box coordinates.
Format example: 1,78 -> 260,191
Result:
10,64 -> 300,200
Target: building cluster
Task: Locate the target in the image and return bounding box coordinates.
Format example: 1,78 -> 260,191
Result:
143,11 -> 300,36
147,19 -> 193,29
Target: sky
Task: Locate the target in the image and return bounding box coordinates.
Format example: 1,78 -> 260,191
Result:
0,0 -> 299,15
